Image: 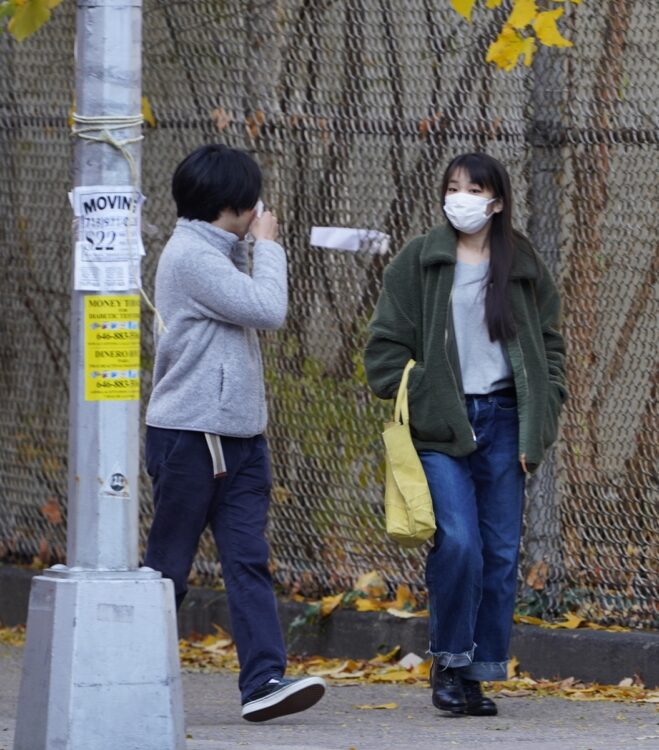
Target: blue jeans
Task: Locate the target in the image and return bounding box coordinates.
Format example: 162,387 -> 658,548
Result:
144,428 -> 287,701
419,393 -> 525,681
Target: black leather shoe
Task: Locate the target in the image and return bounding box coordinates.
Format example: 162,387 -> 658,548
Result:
459,677 -> 498,716
430,660 -> 467,714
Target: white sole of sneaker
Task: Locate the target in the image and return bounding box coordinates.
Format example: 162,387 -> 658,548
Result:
241,677 -> 326,722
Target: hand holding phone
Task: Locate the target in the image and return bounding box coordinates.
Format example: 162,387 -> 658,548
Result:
249,208 -> 278,242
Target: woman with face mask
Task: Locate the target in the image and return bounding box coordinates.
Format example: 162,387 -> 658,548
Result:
364,152 -> 567,717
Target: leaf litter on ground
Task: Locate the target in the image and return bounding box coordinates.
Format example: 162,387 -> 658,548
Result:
2,616 -> 656,705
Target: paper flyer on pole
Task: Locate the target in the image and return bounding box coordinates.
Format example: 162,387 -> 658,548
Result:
84,295 -> 140,401
70,185 -> 145,291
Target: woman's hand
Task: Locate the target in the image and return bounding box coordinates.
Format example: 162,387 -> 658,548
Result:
520,453 -> 529,475
249,211 -> 278,242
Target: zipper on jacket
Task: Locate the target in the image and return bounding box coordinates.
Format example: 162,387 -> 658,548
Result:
445,287 -> 477,444
509,335 -> 529,457
519,341 -> 529,455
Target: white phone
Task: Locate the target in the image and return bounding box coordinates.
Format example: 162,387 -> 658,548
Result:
245,199 -> 265,244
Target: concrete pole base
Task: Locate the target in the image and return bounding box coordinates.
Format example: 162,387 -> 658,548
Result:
13,567 -> 186,750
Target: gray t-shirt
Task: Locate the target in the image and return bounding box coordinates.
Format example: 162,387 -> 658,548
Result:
452,259 -> 513,395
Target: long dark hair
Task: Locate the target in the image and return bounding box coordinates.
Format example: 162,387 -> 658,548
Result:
441,152 -> 516,342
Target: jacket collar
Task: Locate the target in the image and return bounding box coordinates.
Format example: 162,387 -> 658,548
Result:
419,223 -> 539,280
175,218 -> 239,257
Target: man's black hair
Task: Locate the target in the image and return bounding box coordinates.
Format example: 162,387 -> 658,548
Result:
172,144 -> 262,222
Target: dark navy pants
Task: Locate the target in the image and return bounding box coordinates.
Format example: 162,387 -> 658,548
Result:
144,427 -> 286,700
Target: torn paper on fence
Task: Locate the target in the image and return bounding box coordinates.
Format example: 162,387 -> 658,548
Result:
310,227 -> 390,255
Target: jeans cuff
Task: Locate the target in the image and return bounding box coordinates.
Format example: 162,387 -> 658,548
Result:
458,660 -> 508,681
427,643 -> 476,669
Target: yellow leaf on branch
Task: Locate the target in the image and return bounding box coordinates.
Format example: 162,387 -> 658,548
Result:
508,0 -> 537,30
533,8 -> 573,47
486,24 -> 537,71
450,0 -> 477,22
141,96 -> 157,128
8,0 -> 50,41
449,0 -> 579,71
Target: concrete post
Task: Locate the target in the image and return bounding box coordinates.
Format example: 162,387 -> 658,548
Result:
13,2 -> 185,748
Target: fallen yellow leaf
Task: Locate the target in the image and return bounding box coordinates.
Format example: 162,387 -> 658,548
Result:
370,669 -> 416,683
557,612 -> 585,629
514,614 -> 544,625
354,703 -> 398,710
371,646 -> 401,664
386,608 -> 422,619
413,659 -> 432,680
353,571 -> 387,598
393,583 -> 417,610
507,655 -> 520,679
320,593 -> 344,617
355,598 -> 385,612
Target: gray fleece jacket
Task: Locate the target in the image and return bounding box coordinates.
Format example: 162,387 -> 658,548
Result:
145,218 -> 287,437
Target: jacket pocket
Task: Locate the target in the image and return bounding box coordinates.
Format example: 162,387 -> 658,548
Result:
407,364 -> 452,443
218,365 -> 225,404
542,385 -> 563,450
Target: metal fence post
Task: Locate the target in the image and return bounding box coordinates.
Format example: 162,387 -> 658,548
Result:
522,43 -> 566,613
12,2 -> 185,748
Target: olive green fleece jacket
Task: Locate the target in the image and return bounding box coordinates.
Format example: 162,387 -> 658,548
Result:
364,224 -> 567,473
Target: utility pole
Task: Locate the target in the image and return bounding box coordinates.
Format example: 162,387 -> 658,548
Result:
13,2 -> 185,748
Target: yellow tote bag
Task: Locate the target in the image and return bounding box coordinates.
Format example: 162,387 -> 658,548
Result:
382,359 -> 436,547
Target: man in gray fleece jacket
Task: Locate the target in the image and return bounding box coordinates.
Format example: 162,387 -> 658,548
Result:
144,144 -> 325,722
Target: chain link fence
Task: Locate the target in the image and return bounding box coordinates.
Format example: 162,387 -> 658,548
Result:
0,0 -> 656,628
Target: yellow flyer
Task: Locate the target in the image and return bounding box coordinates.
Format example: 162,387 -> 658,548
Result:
84,295 -> 140,401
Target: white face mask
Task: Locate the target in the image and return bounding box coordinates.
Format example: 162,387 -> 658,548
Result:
443,192 -> 496,234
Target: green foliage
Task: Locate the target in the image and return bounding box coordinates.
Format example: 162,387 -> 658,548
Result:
1,0 -> 63,41
265,333 -> 389,543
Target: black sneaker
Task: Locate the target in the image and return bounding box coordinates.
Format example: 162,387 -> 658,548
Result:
241,676 -> 326,722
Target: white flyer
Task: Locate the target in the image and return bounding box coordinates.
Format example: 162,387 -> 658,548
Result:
70,185 -> 145,291
310,226 -> 390,255
74,242 -> 142,291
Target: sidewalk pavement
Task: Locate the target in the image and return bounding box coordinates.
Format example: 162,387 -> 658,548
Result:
4,566 -> 658,688
1,642 -> 657,750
